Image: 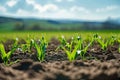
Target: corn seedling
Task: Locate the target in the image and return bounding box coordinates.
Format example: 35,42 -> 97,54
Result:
0,38 -> 18,65
34,37 -> 47,61
19,35 -> 35,53
93,34 -> 115,51
20,39 -> 35,53
59,36 -> 93,61
55,36 -> 67,51
60,37 -> 78,61
76,36 -> 94,60
59,36 -> 67,46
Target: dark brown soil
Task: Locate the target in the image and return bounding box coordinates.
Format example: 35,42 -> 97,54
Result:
0,38 -> 120,80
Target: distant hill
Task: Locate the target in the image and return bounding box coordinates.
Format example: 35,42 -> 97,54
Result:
0,16 -> 120,31
0,16 -> 22,23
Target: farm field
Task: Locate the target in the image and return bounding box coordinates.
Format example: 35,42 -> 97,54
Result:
0,31 -> 120,80
0,30 -> 120,40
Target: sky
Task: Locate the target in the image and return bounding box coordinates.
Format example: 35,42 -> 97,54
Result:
0,0 -> 120,21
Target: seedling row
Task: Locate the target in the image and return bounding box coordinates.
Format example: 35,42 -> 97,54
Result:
0,34 -> 120,65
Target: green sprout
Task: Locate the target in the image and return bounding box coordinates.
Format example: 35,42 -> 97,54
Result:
34,37 -> 48,61
55,36 -> 67,51
19,35 -> 35,53
76,36 -> 94,60
60,36 -> 67,46
59,36 -> 93,61
20,39 -> 35,53
0,38 -> 18,65
60,37 -> 78,61
93,34 -> 115,50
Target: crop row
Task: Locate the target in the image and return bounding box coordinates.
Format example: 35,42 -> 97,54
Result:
0,34 -> 120,65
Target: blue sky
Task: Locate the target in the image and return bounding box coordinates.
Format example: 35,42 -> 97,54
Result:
0,0 -> 120,20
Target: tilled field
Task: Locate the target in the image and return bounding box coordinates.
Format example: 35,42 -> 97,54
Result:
0,38 -> 120,80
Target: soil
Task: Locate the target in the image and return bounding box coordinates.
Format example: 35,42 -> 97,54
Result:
0,38 -> 120,80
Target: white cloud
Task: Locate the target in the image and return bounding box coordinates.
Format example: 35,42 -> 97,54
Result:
26,0 -> 35,5
0,6 -> 7,12
33,9 -> 75,19
96,5 -> 118,12
26,0 -> 58,13
2,0 -> 119,21
15,8 -> 74,19
44,4 -> 58,11
55,0 -> 62,2
50,9 -> 74,19
14,4 -> 92,20
55,0 -> 75,2
6,0 -> 18,7
9,7 -> 113,21
67,0 -> 74,2
16,9 -> 30,15
70,6 -> 90,14
35,4 -> 58,13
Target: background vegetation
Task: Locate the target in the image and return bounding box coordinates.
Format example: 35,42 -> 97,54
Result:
0,16 -> 120,31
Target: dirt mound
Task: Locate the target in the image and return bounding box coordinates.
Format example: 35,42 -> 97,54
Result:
0,60 -> 120,80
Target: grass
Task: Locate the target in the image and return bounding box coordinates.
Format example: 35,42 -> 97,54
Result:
0,22 -> 17,31
0,30 -> 120,41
